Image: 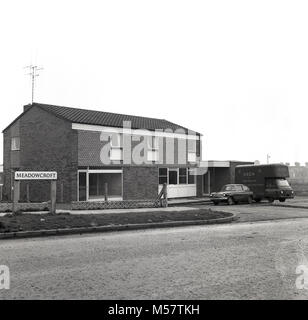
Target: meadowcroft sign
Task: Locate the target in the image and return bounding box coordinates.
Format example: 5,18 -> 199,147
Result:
14,171 -> 58,180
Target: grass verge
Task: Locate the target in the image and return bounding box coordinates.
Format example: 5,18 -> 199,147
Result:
0,209 -> 232,233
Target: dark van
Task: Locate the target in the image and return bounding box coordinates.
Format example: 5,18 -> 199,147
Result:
235,164 -> 294,203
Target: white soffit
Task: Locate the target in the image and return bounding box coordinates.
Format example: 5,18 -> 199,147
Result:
72,123 -> 200,141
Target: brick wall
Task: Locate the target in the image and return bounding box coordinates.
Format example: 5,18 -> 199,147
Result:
3,106 -> 78,203
123,166 -> 159,200
3,121 -> 21,200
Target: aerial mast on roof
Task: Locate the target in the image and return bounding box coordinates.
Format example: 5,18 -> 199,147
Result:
24,65 -> 43,104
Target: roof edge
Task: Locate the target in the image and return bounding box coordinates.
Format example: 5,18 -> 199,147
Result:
2,104 -> 34,133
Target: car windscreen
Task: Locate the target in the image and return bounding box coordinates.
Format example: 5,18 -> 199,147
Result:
276,179 -> 290,187
221,185 -> 242,191
266,179 -> 290,188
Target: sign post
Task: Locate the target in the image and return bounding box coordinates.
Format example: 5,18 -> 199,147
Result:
12,181 -> 20,214
50,180 -> 57,215
14,171 -> 58,215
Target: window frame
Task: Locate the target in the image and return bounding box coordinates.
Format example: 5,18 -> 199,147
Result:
188,152 -> 197,163
110,134 -> 123,161
179,168 -> 188,184
168,169 -> 178,185
159,168 -> 168,185
147,150 -> 159,162
110,133 -> 123,148
158,168 -> 196,185
11,137 -> 20,151
147,135 -> 159,150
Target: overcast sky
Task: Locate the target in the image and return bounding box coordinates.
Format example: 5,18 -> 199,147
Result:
1,0 -> 307,165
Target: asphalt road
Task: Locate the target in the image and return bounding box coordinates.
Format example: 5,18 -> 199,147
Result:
1,217 -> 308,299
209,202 -> 308,223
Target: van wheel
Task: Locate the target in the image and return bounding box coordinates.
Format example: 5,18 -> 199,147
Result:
247,196 -> 253,204
279,199 -> 286,203
227,197 -> 235,205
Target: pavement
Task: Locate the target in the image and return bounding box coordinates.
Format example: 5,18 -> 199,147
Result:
0,206 -> 199,217
1,218 -> 308,299
168,196 -> 211,206
58,206 -> 199,215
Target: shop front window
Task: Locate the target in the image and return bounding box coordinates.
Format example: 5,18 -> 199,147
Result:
159,168 -> 168,184
168,170 -> 178,185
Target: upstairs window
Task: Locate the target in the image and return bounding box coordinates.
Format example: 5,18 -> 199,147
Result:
110,134 -> 123,161
11,137 -> 20,151
188,152 -> 197,163
147,136 -> 159,150
110,134 -> 123,148
188,140 -> 197,163
147,136 -> 159,162
147,150 -> 159,162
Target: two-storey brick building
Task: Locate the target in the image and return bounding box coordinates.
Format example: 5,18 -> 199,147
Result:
3,103 -> 203,203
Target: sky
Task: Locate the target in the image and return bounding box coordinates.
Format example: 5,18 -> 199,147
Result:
1,0 -> 308,165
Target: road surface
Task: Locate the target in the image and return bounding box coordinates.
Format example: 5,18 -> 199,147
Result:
209,202 -> 308,223
1,218 -> 308,299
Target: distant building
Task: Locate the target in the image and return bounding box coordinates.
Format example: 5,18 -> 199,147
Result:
202,160 -> 254,194
288,163 -> 308,195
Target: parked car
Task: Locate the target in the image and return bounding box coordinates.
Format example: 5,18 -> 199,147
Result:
210,184 -> 253,205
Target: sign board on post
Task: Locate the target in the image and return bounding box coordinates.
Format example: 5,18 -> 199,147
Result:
15,172 -> 57,180
13,171 -> 58,215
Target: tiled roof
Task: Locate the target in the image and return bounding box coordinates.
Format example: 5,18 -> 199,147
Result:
32,103 -> 195,133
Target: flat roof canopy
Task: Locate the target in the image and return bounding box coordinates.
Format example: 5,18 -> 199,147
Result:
200,161 -> 230,168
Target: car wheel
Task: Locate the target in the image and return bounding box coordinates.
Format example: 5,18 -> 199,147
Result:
213,201 -> 219,206
227,197 -> 234,205
255,198 -> 261,203
247,196 -> 253,204
279,199 -> 286,203
268,198 -> 274,203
